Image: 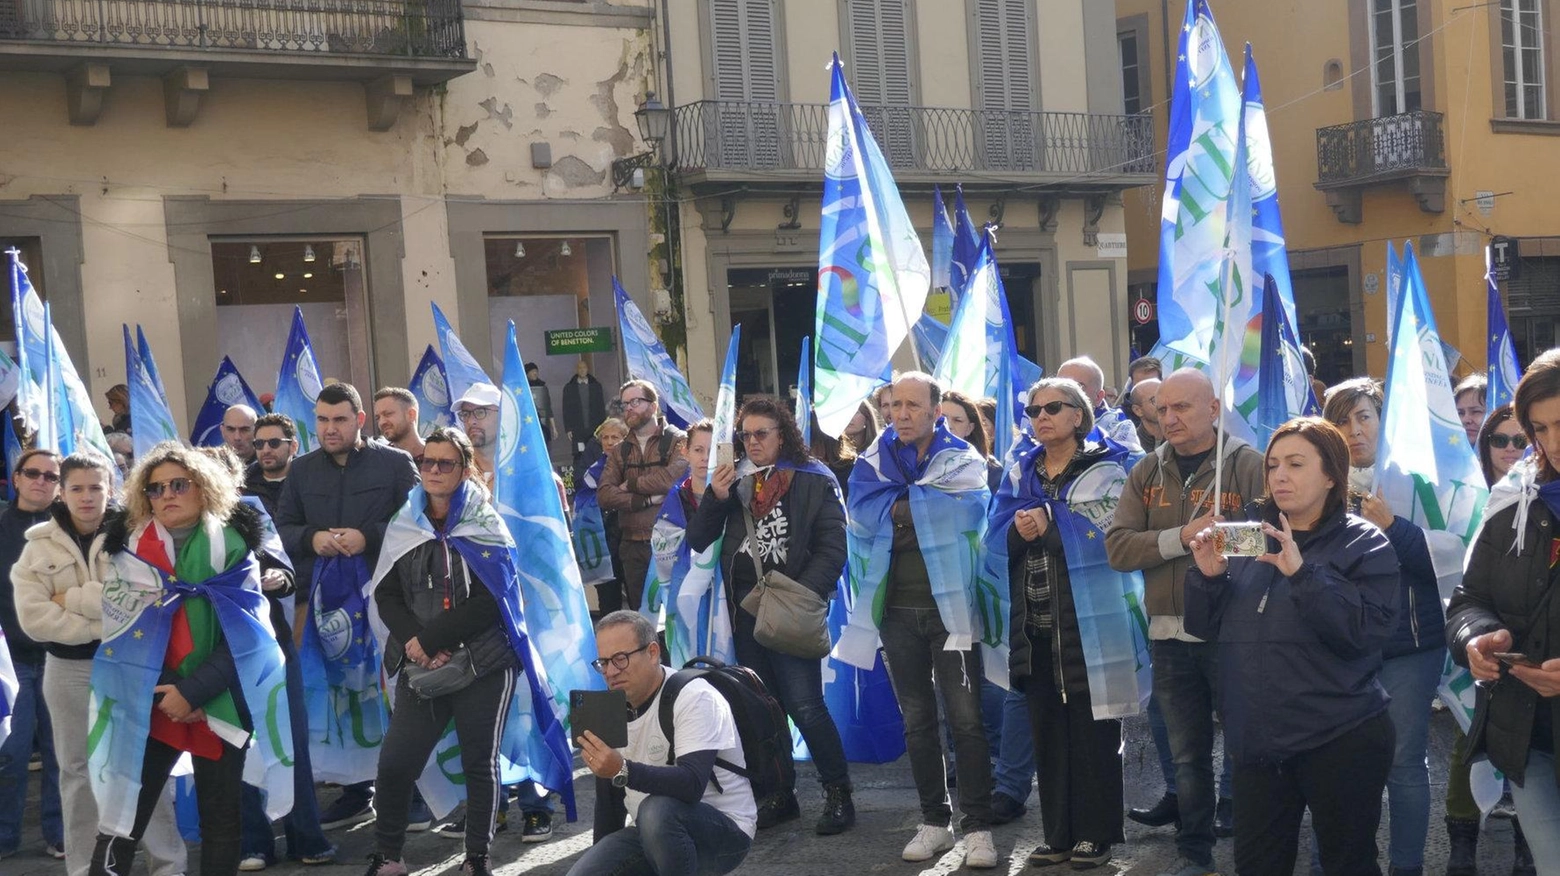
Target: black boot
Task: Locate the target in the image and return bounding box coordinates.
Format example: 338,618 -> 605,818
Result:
1445,817 -> 1479,876
1214,797 -> 1235,838
815,782 -> 856,835
755,790 -> 801,830
1127,793 -> 1180,829
87,835 -> 138,876
461,853 -> 493,876
1512,818 -> 1536,876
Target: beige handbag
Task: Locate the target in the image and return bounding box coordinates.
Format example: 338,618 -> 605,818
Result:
737,503 -> 831,660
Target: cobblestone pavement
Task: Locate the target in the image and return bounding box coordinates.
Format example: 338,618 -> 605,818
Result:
7,710 -> 1523,875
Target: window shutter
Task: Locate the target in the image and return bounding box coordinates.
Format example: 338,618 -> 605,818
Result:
975,0 -> 1036,169
708,0 -> 781,167
847,0 -> 916,166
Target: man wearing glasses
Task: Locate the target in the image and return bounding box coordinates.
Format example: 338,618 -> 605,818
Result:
276,382 -> 421,831
243,413 -> 299,518
570,611 -> 755,876
452,383 -> 503,490
597,380 -> 688,614
0,449 -> 64,860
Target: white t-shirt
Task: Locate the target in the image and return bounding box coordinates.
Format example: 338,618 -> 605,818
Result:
623,665 -> 758,838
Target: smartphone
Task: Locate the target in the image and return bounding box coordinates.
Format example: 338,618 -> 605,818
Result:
1494,652 -> 1542,669
1214,521 -> 1266,558
715,442 -> 735,470
570,689 -> 628,748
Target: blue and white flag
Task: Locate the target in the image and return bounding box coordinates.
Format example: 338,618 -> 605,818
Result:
912,313 -> 950,373
298,556 -> 388,784
1486,249 -> 1522,411
124,325 -> 180,458
409,345 -> 455,438
431,303 -> 493,408
3,415 -> 19,501
950,186 -> 982,304
0,630 -> 16,747
1212,59 -> 1257,442
137,326 -> 169,408
1156,0 -> 1242,368
796,336 -> 814,446
9,254 -> 112,462
8,249 -> 45,440
571,456 -> 615,586
931,185 -> 954,293
933,237 -> 1018,461
613,278 -> 705,429
821,573 -> 905,763
43,305 -> 72,456
496,321 -> 603,720
813,54 -> 931,437
275,307 -> 323,453
1386,241 -> 1405,349
0,347 -> 19,417
1377,243 -> 1488,593
190,358 -> 265,447
1255,275 -> 1320,449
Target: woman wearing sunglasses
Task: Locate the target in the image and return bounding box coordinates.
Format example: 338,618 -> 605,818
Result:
993,378 -> 1139,870
14,453 -> 188,876
366,427 -> 571,876
687,396 -> 854,835
1480,404 -> 1530,487
87,443 -> 293,876
1321,377 -> 1445,876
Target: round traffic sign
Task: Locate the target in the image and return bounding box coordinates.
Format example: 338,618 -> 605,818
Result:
1133,298 -> 1155,325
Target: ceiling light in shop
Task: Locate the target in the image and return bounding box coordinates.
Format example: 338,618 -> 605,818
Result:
304,245 -> 316,263
303,272 -> 313,279
514,241 -> 526,258
275,273 -> 285,280
559,241 -> 572,257
250,246 -> 262,264
299,288 -> 307,295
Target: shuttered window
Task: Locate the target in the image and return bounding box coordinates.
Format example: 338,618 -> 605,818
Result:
1503,253 -> 1560,365
844,0 -> 917,166
973,0 -> 1037,170
708,0 -> 782,167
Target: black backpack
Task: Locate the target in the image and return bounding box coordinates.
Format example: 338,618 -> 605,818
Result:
657,657 -> 794,802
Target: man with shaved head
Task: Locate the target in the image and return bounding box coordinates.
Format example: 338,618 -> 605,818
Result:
1104,368 -> 1265,876
1058,356 -> 1141,453
1130,378 -> 1163,450
222,404 -> 259,464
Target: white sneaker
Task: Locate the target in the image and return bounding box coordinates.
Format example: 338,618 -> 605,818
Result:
238,856 -> 268,872
902,824 -> 955,862
964,830 -> 999,869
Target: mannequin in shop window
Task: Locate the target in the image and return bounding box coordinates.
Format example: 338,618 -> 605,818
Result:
526,362 -> 557,446
564,359 -> 607,468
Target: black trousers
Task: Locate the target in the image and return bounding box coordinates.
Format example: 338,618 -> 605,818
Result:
1231,710 -> 1394,876
375,666 -> 516,860
90,738 -> 245,876
1026,633 -> 1125,850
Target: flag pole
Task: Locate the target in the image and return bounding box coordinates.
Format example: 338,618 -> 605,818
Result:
1212,250 -> 1234,514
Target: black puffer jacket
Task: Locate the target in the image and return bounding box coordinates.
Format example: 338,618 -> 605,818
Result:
374,537 -> 515,681
1447,490 -> 1560,788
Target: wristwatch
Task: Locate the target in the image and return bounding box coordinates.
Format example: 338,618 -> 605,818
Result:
611,761 -> 630,788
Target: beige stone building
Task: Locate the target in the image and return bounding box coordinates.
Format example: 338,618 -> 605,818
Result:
0,0 -> 1152,439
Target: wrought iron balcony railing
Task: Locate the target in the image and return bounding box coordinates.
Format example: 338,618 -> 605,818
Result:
1316,110 -> 1447,185
0,0 -> 468,58
671,100 -> 1156,179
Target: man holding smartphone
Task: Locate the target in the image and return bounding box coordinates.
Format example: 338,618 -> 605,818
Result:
598,380 -> 689,613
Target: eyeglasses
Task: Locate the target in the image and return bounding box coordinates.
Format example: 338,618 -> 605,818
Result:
457,406 -> 497,422
144,478 -> 194,499
622,397 -> 654,409
1488,433 -> 1530,451
253,437 -> 291,450
590,642 -> 652,673
417,456 -> 462,474
1025,400 -> 1080,419
18,467 -> 60,484
735,427 -> 776,444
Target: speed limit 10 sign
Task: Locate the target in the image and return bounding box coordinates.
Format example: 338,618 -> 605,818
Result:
1133,298 -> 1155,325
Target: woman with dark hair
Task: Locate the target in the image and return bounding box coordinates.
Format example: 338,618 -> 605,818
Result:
1322,377 -> 1445,876
687,396 -> 854,835
807,413 -> 857,499
1449,349 -> 1560,874
1478,403 -> 1529,487
1185,417 -> 1400,876
943,391 -> 1003,494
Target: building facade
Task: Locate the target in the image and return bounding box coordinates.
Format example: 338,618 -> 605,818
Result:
1118,0 -> 1560,385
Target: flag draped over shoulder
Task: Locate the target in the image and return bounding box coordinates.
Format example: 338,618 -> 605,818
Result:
275,307 -> 323,453
933,237 -> 1019,462
90,516 -> 293,837
297,556 -> 388,784
495,322 -> 602,726
1156,0 -> 1242,369
834,422 -> 990,669
432,303 -> 494,406
191,358 -> 265,447
571,455 -> 615,586
1486,250 -> 1521,411
983,439 -> 1150,711
410,345 -> 455,438
125,325 -> 180,458
370,481 -> 577,820
614,278 -> 705,430
1377,242 -> 1488,594
813,55 -> 930,437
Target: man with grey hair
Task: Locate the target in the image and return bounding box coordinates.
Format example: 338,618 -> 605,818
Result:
1058,356 -> 1141,454
222,404 -> 259,464
836,371 -> 1000,868
1131,378 -> 1163,450
570,610 -> 755,876
1104,368 -> 1264,876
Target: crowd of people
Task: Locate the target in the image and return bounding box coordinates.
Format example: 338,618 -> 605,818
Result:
2,345 -> 1559,876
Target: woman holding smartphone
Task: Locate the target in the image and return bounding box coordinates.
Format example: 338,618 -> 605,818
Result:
1448,349 -> 1560,874
1184,417 -> 1400,876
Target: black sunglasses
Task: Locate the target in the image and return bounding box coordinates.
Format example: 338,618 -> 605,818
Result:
18,467 -> 60,484
144,478 -> 194,499
1488,433 -> 1530,451
735,427 -> 777,444
416,456 -> 462,474
1025,400 -> 1079,419
590,642 -> 652,673
253,437 -> 291,450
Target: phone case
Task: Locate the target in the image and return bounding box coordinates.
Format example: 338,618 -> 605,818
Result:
570,689 -> 629,748
1214,521 -> 1266,558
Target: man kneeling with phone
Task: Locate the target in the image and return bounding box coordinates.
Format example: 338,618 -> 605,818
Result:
569,611 -> 756,876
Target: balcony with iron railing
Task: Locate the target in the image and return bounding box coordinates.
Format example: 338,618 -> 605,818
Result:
1314,109 -> 1450,223
669,100 -> 1157,189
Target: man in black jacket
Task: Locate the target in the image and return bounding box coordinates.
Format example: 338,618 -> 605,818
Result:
276,382 -> 419,830
243,413 -> 298,518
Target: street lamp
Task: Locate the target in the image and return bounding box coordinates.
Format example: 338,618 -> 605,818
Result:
613,92 -> 673,190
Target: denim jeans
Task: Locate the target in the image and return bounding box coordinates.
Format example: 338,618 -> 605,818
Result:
1509,751 -> 1560,876
980,677 -> 1035,802
0,659 -> 63,854
1151,638 -> 1219,866
240,623 -> 333,862
1378,647 -> 1444,869
1146,690 -> 1232,798
566,796 -> 752,876
509,782 -> 553,816
734,608 -> 850,788
879,607 -> 994,831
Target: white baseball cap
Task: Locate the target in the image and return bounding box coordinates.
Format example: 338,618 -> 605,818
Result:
454,382 -> 501,408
